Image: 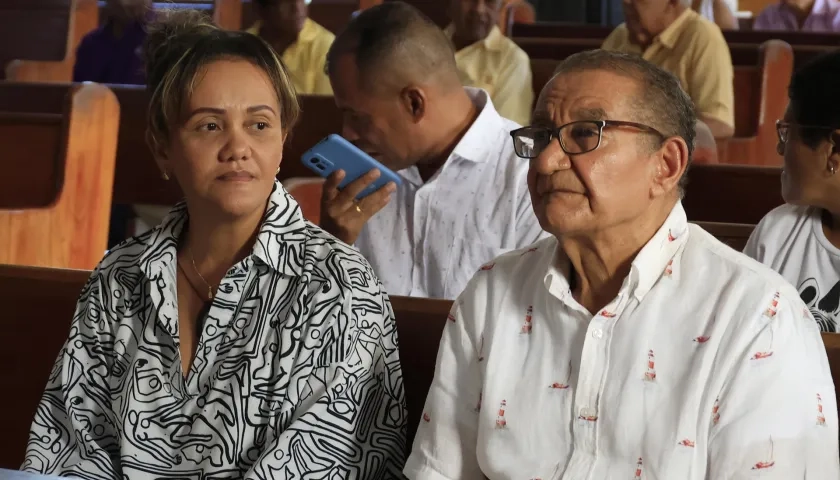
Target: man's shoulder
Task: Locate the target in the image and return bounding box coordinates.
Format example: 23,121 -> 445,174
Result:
602,24 -> 631,50
494,33 -> 530,62
755,204 -> 814,234
464,237 -> 555,287
307,19 -> 336,44
685,223 -> 804,298
678,10 -> 728,48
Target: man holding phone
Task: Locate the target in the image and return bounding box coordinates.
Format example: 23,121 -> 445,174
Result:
321,2 -> 547,300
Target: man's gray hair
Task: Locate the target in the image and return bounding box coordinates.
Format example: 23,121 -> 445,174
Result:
552,50 -> 697,192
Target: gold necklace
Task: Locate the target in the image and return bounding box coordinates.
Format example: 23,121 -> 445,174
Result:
186,244 -> 214,300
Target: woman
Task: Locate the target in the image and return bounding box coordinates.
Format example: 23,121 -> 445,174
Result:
744,50 -> 840,333
22,10 -> 406,479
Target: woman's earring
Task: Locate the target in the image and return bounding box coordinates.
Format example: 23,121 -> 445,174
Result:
830,164 -> 837,175
162,170 -> 170,181
276,167 -> 280,175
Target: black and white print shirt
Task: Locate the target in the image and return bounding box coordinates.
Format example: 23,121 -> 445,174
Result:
22,182 -> 407,479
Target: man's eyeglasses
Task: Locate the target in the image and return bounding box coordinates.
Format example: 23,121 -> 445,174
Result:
776,120 -> 837,144
510,120 -> 664,159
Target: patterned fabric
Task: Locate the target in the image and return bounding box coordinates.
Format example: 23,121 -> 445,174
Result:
355,88 -> 548,300
405,202 -> 839,479
22,182 -> 406,479
744,204 -> 840,333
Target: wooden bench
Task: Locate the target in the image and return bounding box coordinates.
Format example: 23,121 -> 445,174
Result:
526,40 -> 792,167
682,164 -> 783,224
0,265 -> 88,469
2,0 -> 99,82
4,251 -> 838,466
0,82 -> 119,270
512,21 -> 840,47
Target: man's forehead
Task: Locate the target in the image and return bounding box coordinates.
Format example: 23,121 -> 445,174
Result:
533,71 -> 635,123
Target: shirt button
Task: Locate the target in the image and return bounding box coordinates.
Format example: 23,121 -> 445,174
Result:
591,329 -> 603,339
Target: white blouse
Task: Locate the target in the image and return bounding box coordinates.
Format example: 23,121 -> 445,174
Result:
405,202 -> 839,480
23,182 -> 406,479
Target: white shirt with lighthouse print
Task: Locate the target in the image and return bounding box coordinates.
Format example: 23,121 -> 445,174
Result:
404,202 -> 839,480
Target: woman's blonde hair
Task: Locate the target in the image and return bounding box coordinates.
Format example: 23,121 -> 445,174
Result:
144,9 -> 300,150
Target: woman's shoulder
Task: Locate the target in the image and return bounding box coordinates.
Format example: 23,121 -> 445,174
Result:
301,221 -> 385,292
754,204 -> 815,235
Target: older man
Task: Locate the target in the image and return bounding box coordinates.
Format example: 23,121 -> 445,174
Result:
246,0 -> 334,95
446,0 -> 534,125
321,2 -> 546,300
602,0 -> 734,139
404,50 -> 838,479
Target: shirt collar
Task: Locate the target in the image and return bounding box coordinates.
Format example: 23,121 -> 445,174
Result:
450,87 -> 507,164
657,8 -> 695,49
138,181 -> 308,281
444,24 -> 505,52
542,201 -> 689,304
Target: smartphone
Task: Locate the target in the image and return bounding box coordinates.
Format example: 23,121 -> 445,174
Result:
301,134 -> 402,200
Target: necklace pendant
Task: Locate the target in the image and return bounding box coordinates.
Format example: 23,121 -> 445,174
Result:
207,286 -> 213,300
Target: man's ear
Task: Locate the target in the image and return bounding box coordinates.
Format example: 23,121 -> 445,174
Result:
651,136 -> 689,198
400,86 -> 427,124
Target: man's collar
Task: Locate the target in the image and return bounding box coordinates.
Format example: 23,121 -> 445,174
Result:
444,24 -> 505,52
543,201 -> 689,305
139,181 -> 308,280
450,87 -> 506,164
657,8 -> 695,49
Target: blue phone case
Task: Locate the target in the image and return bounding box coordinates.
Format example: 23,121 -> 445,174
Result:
301,134 -> 402,200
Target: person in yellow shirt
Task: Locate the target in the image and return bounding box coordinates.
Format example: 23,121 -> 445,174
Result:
602,0 -> 734,139
247,0 -> 334,95
445,0 -> 533,125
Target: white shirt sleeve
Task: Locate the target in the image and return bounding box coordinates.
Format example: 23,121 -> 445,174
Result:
403,299 -> 486,480
706,291 -> 840,478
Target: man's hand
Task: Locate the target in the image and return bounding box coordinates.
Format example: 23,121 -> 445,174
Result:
320,169 -> 396,245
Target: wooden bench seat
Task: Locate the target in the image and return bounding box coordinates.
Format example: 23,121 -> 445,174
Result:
0,82 -> 119,270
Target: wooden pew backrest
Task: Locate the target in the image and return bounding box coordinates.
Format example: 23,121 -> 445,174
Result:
0,113 -> 65,208
0,82 -> 120,269
391,295 -> 451,451
0,265 -> 89,469
683,164 -> 783,224
4,0 -> 99,83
